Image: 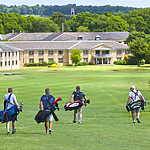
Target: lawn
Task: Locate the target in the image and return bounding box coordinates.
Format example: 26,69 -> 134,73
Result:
0,65 -> 150,150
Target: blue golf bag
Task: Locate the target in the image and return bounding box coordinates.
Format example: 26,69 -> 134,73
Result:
0,103 -> 23,123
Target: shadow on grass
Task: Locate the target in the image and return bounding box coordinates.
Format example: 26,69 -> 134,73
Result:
140,66 -> 150,68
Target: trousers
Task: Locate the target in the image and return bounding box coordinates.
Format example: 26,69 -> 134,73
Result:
74,106 -> 82,123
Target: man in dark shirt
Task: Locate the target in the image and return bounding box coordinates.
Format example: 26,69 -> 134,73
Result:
70,86 -> 86,124
40,88 -> 55,134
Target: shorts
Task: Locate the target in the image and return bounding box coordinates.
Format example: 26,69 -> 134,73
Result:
131,107 -> 140,114
9,114 -> 17,122
46,113 -> 53,121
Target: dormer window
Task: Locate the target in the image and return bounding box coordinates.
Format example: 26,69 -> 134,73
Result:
78,35 -> 83,40
95,35 -> 101,40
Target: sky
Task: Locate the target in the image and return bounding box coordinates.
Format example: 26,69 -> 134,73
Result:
0,0 -> 149,8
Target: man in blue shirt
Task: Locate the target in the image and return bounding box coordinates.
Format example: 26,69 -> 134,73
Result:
40,88 -> 55,134
70,86 -> 86,124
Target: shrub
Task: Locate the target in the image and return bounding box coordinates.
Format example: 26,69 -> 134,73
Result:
48,61 -> 56,65
89,62 -> 93,65
81,62 -> 88,66
114,60 -> 127,65
68,64 -> 73,66
48,64 -> 58,68
139,59 -> 145,65
77,62 -> 82,66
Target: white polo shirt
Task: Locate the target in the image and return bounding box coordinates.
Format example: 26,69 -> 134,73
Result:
4,93 -> 16,109
129,90 -> 141,102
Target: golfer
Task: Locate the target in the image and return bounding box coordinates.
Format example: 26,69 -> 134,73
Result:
4,88 -> 19,135
70,86 -> 86,124
126,86 -> 145,123
40,88 -> 55,134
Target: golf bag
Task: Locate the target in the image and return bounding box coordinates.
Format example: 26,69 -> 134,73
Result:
64,99 -> 90,111
126,100 -> 145,112
0,103 -> 23,123
34,97 -> 62,124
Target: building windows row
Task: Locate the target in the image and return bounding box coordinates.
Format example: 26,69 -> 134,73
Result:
29,50 -> 64,56
0,53 -> 2,57
4,52 -> 17,57
117,57 -> 121,61
1,60 -> 18,66
32,58 -> 64,63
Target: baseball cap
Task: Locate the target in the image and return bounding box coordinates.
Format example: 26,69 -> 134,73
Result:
130,86 -> 135,89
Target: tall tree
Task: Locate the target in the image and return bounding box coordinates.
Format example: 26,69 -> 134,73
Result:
128,38 -> 149,66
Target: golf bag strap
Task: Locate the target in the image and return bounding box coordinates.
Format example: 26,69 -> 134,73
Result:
4,93 -> 12,110
47,95 -> 53,103
131,90 -> 139,101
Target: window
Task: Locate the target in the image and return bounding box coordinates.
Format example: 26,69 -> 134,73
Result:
78,36 -> 83,40
0,53 -> 2,57
29,51 -> 34,55
12,61 -> 14,65
8,52 -> 10,57
95,35 -> 101,40
117,50 -> 121,54
83,58 -> 88,62
58,50 -> 63,55
58,58 -> 63,63
16,60 -> 17,65
49,58 -> 53,62
29,59 -> 34,63
8,61 -> 10,66
48,50 -> 53,55
117,57 -> 121,61
39,59 -> 43,63
39,51 -> 44,55
125,50 -> 129,54
12,52 -> 14,56
95,50 -> 100,55
5,61 -> 7,66
5,52 -> 7,57
0,62 -> 2,66
83,50 -> 88,55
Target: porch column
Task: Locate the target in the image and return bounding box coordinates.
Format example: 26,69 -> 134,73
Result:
107,58 -> 109,64
96,58 -> 97,64
102,58 -> 103,65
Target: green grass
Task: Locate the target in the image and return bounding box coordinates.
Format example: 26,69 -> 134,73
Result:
0,65 -> 150,150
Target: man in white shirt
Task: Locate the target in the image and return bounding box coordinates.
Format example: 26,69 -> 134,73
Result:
126,86 -> 145,123
4,88 -> 19,135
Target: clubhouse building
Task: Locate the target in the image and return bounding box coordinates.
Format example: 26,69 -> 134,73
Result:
0,32 -> 129,70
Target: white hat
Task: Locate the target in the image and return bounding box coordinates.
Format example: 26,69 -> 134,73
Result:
130,86 -> 135,89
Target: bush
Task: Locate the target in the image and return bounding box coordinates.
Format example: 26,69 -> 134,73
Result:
47,61 -> 56,65
67,64 -> 73,66
48,64 -> 58,68
114,60 -> 127,65
89,62 -> 93,65
81,62 -> 88,66
77,62 -> 82,66
139,59 -> 145,65
24,62 -> 48,67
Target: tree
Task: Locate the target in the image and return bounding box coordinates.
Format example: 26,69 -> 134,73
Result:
70,49 -> 82,67
128,38 -> 149,66
77,26 -> 90,32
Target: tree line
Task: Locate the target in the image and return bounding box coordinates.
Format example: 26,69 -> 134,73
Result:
1,8 -> 150,34
0,4 -> 138,16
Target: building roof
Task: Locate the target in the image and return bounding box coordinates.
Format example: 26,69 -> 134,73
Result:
0,42 -> 23,52
4,40 -> 128,51
2,32 -> 129,41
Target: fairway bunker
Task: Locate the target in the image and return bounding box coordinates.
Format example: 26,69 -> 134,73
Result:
1,73 -> 23,76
